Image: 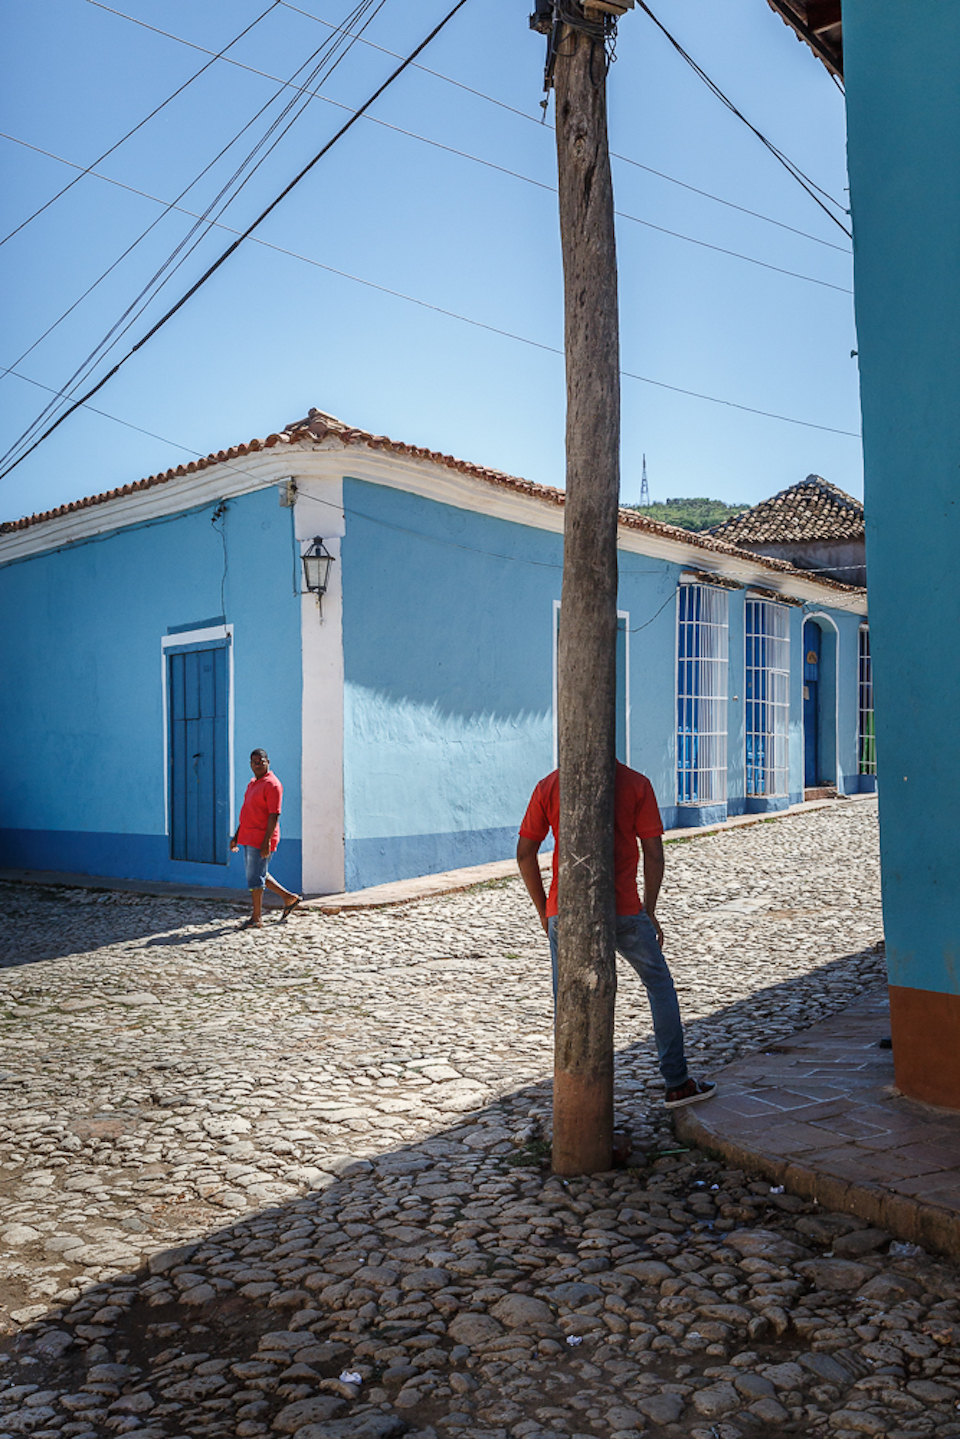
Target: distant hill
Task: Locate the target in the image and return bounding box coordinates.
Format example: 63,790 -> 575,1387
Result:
623,497 -> 751,533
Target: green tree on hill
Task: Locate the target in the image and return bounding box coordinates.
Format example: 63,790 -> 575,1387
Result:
623,497 -> 751,532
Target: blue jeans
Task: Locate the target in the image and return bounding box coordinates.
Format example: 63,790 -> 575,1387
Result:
548,912 -> 688,1089
243,846 -> 269,890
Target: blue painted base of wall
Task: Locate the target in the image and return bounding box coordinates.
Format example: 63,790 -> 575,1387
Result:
346,826 -> 521,891
745,795 -> 790,815
675,803 -> 728,828
1,830 -> 301,893
858,774 -> 878,794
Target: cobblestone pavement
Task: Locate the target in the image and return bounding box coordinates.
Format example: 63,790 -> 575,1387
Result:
3,798 -> 959,1439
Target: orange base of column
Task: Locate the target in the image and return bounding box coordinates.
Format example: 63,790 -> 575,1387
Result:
889,984 -> 960,1109
552,1069 -> 613,1176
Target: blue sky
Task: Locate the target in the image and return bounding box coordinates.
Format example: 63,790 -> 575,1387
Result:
0,0 -> 860,524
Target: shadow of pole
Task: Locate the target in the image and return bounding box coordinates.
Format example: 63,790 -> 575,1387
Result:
0,944 -> 901,1439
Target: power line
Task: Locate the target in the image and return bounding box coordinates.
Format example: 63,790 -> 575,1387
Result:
0,0 -> 473,483
80,0 -> 850,257
0,0 -> 393,474
1,146 -> 860,439
2,127 -> 851,304
0,3 -> 281,251
278,0 -> 850,254
635,0 -> 851,239
1,4 -> 385,421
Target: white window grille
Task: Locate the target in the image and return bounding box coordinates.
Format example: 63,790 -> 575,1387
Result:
745,599 -> 790,797
677,584 -> 729,805
859,625 -> 876,775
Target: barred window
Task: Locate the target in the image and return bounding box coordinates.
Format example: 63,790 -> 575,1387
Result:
677,584 -> 729,806
859,625 -> 876,775
745,599 -> 790,797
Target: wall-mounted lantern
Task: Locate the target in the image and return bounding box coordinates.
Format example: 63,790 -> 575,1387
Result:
301,537 -> 335,614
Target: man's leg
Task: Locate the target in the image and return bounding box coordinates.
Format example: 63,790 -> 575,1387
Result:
265,874 -> 299,905
547,916 -> 559,1006
615,913 -> 688,1089
243,847 -> 266,928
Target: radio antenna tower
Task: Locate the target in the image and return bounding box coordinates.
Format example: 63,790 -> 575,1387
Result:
639,453 -> 650,507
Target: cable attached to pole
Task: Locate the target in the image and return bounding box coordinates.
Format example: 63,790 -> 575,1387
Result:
634,0 -> 852,239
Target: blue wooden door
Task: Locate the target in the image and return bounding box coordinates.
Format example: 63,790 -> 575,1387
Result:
168,643 -> 229,864
803,621 -> 821,787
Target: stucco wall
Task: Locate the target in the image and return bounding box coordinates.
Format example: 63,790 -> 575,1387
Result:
337,479 -> 863,890
746,541 -> 866,588
845,2 -> 960,995
0,486 -> 302,890
338,478 -> 687,889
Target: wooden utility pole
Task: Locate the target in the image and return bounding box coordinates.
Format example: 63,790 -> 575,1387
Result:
547,2 -> 626,1175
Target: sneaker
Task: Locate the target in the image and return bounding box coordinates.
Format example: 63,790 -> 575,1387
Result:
664,1078 -> 717,1109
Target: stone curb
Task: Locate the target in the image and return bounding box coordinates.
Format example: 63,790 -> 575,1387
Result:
305,795 -> 872,913
675,1104 -> 960,1261
0,793 -> 874,912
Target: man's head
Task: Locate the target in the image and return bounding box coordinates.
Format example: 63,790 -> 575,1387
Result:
250,749 -> 270,778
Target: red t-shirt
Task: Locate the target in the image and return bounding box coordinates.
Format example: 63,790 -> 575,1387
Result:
237,772 -> 283,850
519,762 -> 664,917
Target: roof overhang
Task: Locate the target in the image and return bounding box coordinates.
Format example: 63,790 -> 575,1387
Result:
764,0 -> 843,79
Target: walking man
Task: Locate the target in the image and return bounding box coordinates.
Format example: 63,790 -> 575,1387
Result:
230,749 -> 301,929
517,760 -> 715,1109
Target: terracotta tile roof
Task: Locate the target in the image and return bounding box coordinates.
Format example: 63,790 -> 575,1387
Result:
0,410 -> 862,593
708,475 -> 864,546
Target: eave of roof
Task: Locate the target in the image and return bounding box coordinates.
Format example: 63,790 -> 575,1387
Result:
0,408 -> 863,596
763,0 -> 843,79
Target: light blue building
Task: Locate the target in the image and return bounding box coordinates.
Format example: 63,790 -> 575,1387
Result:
761,3 -> 960,1109
0,409 -> 868,897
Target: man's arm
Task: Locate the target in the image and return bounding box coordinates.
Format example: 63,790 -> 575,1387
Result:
640,835 -> 665,946
260,814 -> 280,859
517,836 -> 549,933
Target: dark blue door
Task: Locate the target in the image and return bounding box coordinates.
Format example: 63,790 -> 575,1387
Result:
803,621 -> 821,787
168,643 -> 229,864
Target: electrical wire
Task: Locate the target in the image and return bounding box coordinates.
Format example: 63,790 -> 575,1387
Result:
0,5 -> 381,457
1,129 -> 851,301
635,0 -> 852,238
277,0 -> 850,254
0,0 -> 472,484
0,0 -> 391,474
0,14 -> 378,411
79,0 -> 851,256
3,148 -> 860,439
0,1 -> 281,250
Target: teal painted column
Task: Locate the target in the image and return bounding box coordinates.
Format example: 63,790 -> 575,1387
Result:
844,3 -> 960,1106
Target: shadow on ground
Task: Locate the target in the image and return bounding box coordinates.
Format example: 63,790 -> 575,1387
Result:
0,945 -> 916,1439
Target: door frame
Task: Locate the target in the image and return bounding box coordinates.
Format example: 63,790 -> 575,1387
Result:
161,623 -> 235,846
802,610 -> 840,788
553,599 -> 630,766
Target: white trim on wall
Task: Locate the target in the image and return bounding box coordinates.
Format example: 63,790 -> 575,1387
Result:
552,601 -> 630,767
619,608 -> 631,768
552,598 -> 561,768
296,475 -> 345,895
0,444 -> 868,615
160,623 -> 235,837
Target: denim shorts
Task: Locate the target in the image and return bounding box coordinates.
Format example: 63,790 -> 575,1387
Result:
243,846 -> 269,889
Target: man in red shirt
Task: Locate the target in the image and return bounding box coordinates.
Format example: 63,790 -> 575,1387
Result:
230,749 -> 301,929
517,761 -> 715,1109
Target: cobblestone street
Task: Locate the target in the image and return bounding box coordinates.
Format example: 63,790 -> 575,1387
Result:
3,798 -> 959,1439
